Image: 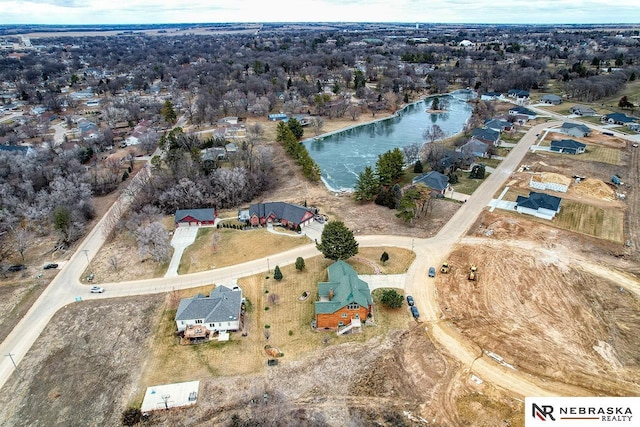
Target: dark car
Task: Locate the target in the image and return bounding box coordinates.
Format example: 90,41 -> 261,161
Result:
8,264 -> 26,272
428,266 -> 436,277
410,306 -> 419,318
43,263 -> 58,270
406,295 -> 415,306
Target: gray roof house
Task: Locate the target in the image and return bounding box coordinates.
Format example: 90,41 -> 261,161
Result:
560,122 -> 591,138
175,285 -> 243,333
550,139 -> 586,155
460,138 -> 489,158
412,171 -> 450,195
484,119 -> 512,132
471,127 -> 500,145
247,202 -> 315,228
508,106 -> 537,119
569,105 -> 597,116
541,94 -> 562,105
603,113 -> 635,125
515,191 -> 562,220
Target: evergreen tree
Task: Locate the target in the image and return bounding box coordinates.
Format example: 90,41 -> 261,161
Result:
413,160 -> 423,173
380,289 -> 403,309
316,221 -> 359,260
161,99 -> 177,124
295,257 -> 305,271
287,118 -> 304,140
273,265 -> 283,281
375,148 -> 405,186
354,166 -> 379,201
380,251 -> 389,264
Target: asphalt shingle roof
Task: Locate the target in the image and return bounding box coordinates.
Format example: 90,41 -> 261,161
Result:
412,171 -> 449,191
176,285 -> 242,323
249,202 -> 313,225
516,191 -> 562,211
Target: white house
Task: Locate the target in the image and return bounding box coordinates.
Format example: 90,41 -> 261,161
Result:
175,285 -> 243,334
515,191 -> 562,220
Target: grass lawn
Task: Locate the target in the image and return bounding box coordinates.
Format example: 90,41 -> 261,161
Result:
348,247 -> 416,274
500,132 -> 525,144
178,228 -> 311,274
453,172 -> 488,195
555,201 -> 625,243
579,116 -> 606,125
481,158 -> 502,169
579,145 -> 621,165
139,254 -> 412,398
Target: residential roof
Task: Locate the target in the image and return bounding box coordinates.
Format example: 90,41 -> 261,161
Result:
509,106 -> 536,116
604,112 -> 634,123
550,139 -> 586,150
176,285 -> 242,323
412,170 -> 449,191
461,138 -> 488,154
516,191 -> 562,211
570,105 -> 596,114
249,202 -> 314,225
541,94 -> 562,101
175,208 -> 216,223
472,127 -> 500,142
560,122 -> 591,134
315,261 -> 372,315
484,119 -> 511,131
482,91 -> 502,97
508,89 -> 530,97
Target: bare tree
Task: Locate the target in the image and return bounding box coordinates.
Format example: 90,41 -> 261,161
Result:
109,255 -> 119,271
310,117 -> 324,136
347,104 -> 361,121
211,232 -> 221,253
402,142 -> 423,164
267,293 -> 280,305
135,221 -> 172,263
423,124 -> 446,144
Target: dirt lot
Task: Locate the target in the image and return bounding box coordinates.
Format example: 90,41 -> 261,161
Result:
438,212 -> 640,397
0,294 -> 165,427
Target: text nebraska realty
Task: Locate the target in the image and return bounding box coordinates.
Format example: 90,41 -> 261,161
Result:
533,403 -> 632,422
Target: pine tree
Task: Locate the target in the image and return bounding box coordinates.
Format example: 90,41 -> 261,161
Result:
354,166 -> 379,201
413,160 -> 423,173
316,221 -> 359,260
295,257 -> 305,271
273,265 -> 283,281
380,251 -> 389,264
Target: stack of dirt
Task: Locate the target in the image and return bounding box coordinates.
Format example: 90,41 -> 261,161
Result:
536,172 -> 572,186
573,178 -> 616,201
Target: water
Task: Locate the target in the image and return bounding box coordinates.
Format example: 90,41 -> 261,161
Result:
303,91 -> 475,191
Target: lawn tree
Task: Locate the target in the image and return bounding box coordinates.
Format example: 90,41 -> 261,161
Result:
353,166 -> 379,201
287,118 -> 304,140
470,164 -> 486,179
12,227 -> 29,262
273,265 -> 283,281
423,124 -> 446,144
211,232 -> 221,253
310,117 -> 324,135
380,251 -> 389,264
161,99 -> 177,124
268,293 -> 280,305
431,96 -> 440,111
53,205 -> 72,244
295,256 -> 305,271
380,289 -> 404,309
316,221 -> 359,260
413,159 -> 424,173
402,142 -> 422,165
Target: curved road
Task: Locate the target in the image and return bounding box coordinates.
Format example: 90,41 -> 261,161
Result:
0,120 -> 617,398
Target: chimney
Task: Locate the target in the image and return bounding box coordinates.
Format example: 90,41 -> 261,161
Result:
328,288 -> 334,301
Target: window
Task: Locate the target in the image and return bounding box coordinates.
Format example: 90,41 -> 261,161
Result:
347,303 -> 359,310
195,319 -> 203,324
341,313 -> 347,318
209,324 -> 214,328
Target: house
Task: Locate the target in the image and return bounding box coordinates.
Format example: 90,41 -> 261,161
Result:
0,144 -> 36,156
268,113 -> 288,121
174,208 -> 216,227
246,202 -> 315,229
515,191 -> 562,220
484,118 -> 512,132
315,261 -> 372,330
508,106 -> 536,119
569,105 -> 597,116
507,89 -> 530,100
629,123 -> 640,132
540,94 -> 562,105
480,92 -> 503,101
550,139 -> 586,155
560,122 -> 591,138
202,147 -> 226,163
602,112 -> 635,125
175,285 -> 244,338
471,127 -> 500,145
412,171 -> 450,195
460,138 -> 489,158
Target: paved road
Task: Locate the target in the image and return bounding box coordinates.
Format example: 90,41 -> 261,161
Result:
0,120 -> 602,398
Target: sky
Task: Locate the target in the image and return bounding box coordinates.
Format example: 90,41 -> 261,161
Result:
1,0 -> 639,25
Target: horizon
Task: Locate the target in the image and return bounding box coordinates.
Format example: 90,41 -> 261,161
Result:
1,0 -> 639,26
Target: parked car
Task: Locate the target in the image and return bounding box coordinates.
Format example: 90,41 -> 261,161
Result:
410,306 -> 419,318
429,266 -> 436,277
406,295 -> 415,306
43,263 -> 58,270
7,264 -> 26,272
90,286 -> 104,293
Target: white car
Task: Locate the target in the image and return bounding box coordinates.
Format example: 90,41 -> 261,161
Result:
90,286 -> 104,293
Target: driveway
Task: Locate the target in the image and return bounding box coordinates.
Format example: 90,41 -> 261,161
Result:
359,274 -> 406,290
165,226 -> 200,277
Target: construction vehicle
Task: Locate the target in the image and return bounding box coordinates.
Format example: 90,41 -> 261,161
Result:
468,265 -> 477,281
440,262 -> 450,274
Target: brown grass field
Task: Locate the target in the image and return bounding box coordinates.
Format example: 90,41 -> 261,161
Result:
178,227 -> 311,274
555,201 -> 625,243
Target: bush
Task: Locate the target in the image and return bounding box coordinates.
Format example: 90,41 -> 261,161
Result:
295,257 -> 305,271
121,407 -> 141,426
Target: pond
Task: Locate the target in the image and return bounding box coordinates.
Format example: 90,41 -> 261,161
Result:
303,90 -> 475,191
